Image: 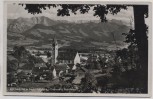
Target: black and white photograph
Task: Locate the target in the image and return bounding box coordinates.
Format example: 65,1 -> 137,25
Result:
3,1 -> 152,97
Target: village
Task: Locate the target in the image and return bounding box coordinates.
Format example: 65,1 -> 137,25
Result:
7,37 -> 119,93
7,35 -> 142,93
7,36 -> 144,94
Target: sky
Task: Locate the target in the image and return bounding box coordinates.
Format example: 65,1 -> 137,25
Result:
7,3 -> 135,25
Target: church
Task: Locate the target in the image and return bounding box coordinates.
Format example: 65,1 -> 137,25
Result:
51,37 -> 81,78
51,37 -> 81,65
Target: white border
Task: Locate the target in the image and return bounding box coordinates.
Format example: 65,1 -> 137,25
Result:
2,0 -> 152,97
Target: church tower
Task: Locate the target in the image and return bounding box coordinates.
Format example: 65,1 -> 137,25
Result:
51,36 -> 58,66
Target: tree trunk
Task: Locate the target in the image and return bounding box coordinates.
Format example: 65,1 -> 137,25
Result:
133,5 -> 148,93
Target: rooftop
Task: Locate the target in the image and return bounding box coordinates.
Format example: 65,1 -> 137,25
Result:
57,52 -> 77,60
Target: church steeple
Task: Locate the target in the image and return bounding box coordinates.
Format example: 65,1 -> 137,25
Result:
51,36 -> 58,66
52,36 -> 58,47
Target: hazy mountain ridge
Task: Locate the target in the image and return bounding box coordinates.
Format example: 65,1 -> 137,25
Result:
7,16 -> 130,50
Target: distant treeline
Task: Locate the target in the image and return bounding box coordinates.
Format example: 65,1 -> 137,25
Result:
29,46 -> 113,53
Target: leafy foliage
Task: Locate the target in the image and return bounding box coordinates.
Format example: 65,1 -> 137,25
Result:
7,73 -> 16,85
13,46 -> 28,60
122,29 -> 136,46
12,46 -> 29,69
80,72 -> 97,93
20,4 -> 129,22
7,57 -> 18,72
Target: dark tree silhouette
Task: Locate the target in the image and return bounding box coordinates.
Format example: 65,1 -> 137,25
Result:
7,57 -> 18,72
133,5 -> 148,92
46,51 -> 51,58
13,46 -> 28,69
80,72 -> 97,93
20,3 -> 149,93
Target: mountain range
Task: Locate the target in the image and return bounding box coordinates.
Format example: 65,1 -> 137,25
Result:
7,16 -> 130,50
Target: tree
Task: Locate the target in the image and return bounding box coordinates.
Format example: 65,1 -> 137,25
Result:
20,3 -> 148,92
7,73 -> 16,85
13,46 -> 28,69
80,72 -> 97,93
96,76 -> 109,92
28,54 -> 37,65
98,55 -> 108,68
46,51 -> 51,58
133,5 -> 148,92
122,5 -> 148,90
28,54 -> 44,64
7,57 -> 18,72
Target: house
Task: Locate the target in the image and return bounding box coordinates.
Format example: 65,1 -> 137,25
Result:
78,53 -> 90,60
32,63 -> 49,75
39,54 -> 48,63
86,54 -> 99,65
78,53 -> 90,65
39,54 -> 48,59
72,66 -> 88,85
52,63 -> 70,78
57,52 -> 81,65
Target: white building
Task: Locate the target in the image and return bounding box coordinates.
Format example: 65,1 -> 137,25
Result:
57,52 -> 81,65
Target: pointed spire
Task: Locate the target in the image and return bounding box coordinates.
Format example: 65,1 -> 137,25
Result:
52,35 -> 55,42
52,35 -> 57,47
